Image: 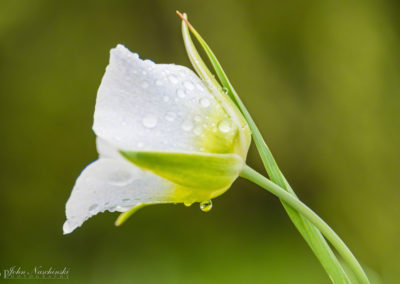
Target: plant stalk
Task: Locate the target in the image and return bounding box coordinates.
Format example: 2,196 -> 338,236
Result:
240,165 -> 370,284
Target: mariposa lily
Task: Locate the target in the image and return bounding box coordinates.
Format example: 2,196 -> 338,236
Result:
63,44 -> 251,234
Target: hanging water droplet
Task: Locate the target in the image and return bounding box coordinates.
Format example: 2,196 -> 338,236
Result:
222,87 -> 229,94
88,204 -> 98,213
200,200 -> 212,212
184,201 -> 193,207
184,81 -> 195,90
165,112 -> 176,122
142,115 -> 157,128
182,120 -> 193,131
177,89 -> 186,98
108,170 -> 134,186
200,98 -> 210,108
218,119 -> 232,133
141,81 -> 149,88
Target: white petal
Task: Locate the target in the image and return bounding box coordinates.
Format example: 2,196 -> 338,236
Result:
93,44 -> 227,152
63,158 -> 176,234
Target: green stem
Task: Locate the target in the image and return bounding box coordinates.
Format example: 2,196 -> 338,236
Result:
178,15 -> 350,283
240,165 -> 370,284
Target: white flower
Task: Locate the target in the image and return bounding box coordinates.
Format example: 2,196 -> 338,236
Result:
63,45 -> 251,234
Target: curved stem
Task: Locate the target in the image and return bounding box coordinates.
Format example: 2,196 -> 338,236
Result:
240,165 -> 370,284
178,13 -> 351,283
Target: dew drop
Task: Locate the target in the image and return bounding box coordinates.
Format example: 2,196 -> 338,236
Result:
193,126 -> 203,136
108,170 -> 134,186
200,200 -> 213,212
222,87 -> 229,94
116,205 -> 132,211
184,201 -> 193,207
184,81 -> 195,90
169,75 -> 179,84
141,81 -> 149,88
200,98 -> 210,108
177,89 -> 186,98
182,120 -> 193,131
88,204 -> 98,213
196,83 -> 204,91
218,119 -> 232,133
142,115 -> 157,128
165,112 -> 176,122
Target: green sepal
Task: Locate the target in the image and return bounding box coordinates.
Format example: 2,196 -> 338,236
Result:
120,150 -> 243,191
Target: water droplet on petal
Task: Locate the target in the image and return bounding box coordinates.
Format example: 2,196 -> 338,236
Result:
177,89 -> 186,98
193,126 -> 203,136
200,200 -> 212,212
169,75 -> 179,84
108,170 -> 134,186
88,204 -> 98,213
218,119 -> 232,133
184,81 -> 195,90
142,115 -> 157,128
141,81 -> 149,88
196,83 -> 205,91
165,112 -> 176,122
182,120 -> 193,131
116,205 -> 132,211
200,98 -> 210,108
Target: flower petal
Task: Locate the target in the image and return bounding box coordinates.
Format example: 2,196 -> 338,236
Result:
63,158 -> 176,234
93,44 -> 237,154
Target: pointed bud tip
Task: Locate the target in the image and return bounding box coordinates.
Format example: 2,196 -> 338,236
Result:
176,11 -> 193,29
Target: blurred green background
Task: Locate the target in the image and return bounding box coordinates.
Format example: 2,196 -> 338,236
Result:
1,0 -> 399,283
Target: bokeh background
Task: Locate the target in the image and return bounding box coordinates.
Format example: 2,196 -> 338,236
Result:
1,0 -> 399,283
